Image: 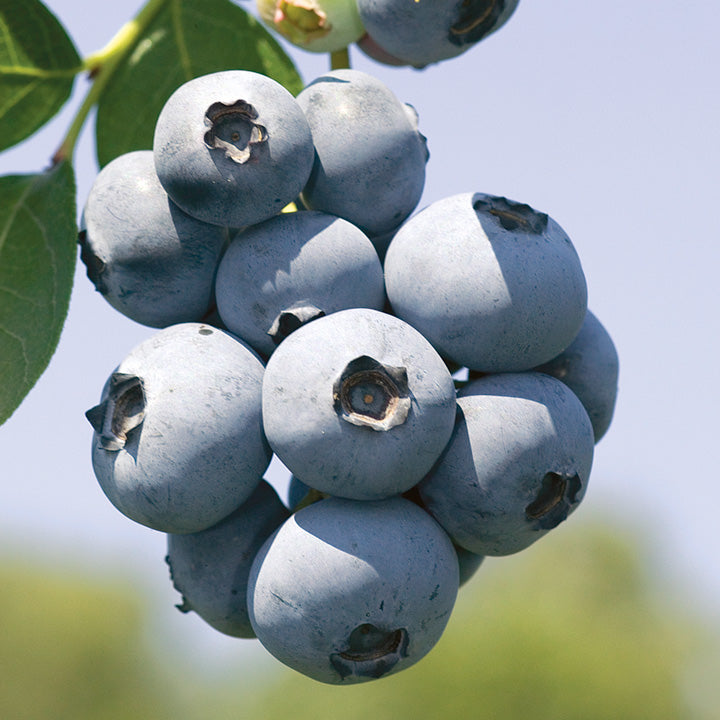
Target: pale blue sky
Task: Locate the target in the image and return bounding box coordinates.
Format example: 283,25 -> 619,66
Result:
1,0 -> 719,670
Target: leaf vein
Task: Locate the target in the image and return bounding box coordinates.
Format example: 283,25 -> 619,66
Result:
0,64 -> 81,78
0,177 -> 33,256
0,284 -> 43,307
0,77 -> 41,117
0,324 -> 30,384
22,201 -> 60,319
0,15 -> 20,67
171,0 -> 192,79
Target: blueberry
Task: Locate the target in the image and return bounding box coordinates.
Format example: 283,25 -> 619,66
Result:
262,308 -> 457,500
533,310 -> 619,443
79,151 -> 228,328
418,372 -> 595,556
296,69 -> 428,236
287,474 -> 310,510
153,71 -> 314,228
384,192 -> 588,372
166,480 -> 289,638
365,226 -> 398,265
86,323 -> 271,534
355,32 -> 408,67
401,484 -> 484,586
257,0 -> 365,53
357,0 -> 520,68
286,475 -> 328,511
247,496 -> 459,684
214,210 -> 386,357
455,545 -> 485,587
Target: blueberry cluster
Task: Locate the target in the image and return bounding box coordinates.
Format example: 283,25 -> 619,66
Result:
83,67 -> 618,685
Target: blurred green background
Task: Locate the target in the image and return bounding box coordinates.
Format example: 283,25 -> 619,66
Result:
2,515 -> 718,720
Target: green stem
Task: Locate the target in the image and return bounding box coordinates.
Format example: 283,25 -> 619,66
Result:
52,0 -> 168,165
330,47 -> 351,71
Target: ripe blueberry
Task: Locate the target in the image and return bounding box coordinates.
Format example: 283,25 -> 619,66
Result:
166,480 -> 289,638
215,210 -> 385,358
296,69 -> 428,236
79,151 -> 228,328
262,308 -> 457,500
533,309 -> 619,443
247,496 -> 459,683
153,71 -> 314,228
86,323 -> 271,534
384,192 -> 588,372
357,0 -> 520,67
418,372 -> 594,556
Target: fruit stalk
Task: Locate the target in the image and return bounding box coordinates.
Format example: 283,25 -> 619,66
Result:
330,47 -> 350,69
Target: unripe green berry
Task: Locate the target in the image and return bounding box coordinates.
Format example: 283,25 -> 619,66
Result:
256,0 -> 364,53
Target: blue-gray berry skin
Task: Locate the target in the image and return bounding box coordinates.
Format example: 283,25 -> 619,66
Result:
166,480 -> 289,638
367,226 -> 398,265
79,151 -> 228,328
296,69 -> 428,236
86,323 -> 271,534
533,310 -> 619,443
247,496 -> 459,684
402,485 -> 484,586
418,372 -> 594,556
357,0 -> 520,68
215,211 -> 386,358
355,32 -> 408,67
287,475 -> 329,511
153,71 -> 314,228
455,545 -> 485,587
384,193 -> 588,372
262,308 -> 457,500
287,475 -> 311,511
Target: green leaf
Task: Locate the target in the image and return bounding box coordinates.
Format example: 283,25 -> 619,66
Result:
0,161 -> 76,426
95,0 -> 304,167
0,0 -> 83,152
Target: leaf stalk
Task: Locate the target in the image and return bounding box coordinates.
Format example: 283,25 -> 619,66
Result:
52,0 -> 168,166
